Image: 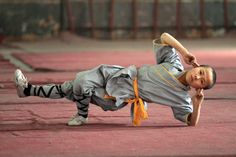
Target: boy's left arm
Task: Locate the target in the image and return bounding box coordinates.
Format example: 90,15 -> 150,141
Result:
188,89 -> 204,126
160,32 -> 199,67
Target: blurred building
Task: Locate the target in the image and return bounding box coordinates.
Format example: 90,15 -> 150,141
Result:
0,0 -> 236,40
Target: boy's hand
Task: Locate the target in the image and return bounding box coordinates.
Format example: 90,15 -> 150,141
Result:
183,53 -> 199,67
190,89 -> 204,126
192,89 -> 204,106
193,89 -> 204,103
196,89 -> 204,98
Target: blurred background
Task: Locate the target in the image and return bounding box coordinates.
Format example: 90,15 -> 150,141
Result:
0,0 -> 236,43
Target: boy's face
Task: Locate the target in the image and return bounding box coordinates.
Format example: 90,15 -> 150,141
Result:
186,67 -> 213,89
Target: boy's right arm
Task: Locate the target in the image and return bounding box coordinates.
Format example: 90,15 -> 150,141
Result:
160,32 -> 199,67
188,89 -> 204,126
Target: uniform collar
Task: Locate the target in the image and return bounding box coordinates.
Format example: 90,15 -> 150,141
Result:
159,64 -> 190,91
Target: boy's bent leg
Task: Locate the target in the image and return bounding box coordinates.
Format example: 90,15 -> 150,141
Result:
67,73 -> 94,126
75,96 -> 90,118
67,95 -> 90,126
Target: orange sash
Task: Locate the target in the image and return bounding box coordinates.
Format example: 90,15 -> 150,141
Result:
104,78 -> 148,126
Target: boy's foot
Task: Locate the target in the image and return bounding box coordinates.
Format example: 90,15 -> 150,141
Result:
67,113 -> 88,126
14,69 -> 28,97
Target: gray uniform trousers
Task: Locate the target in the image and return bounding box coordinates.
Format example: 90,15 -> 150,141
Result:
29,65 -> 127,116
30,81 -> 118,117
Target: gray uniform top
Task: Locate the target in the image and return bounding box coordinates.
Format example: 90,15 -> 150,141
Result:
74,41 -> 193,124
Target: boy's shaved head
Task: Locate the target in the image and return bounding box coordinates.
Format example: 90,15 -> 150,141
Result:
185,65 -> 217,90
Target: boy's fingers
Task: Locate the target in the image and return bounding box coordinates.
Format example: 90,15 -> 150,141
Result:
196,88 -> 202,93
192,62 -> 200,68
199,89 -> 203,94
196,89 -> 204,97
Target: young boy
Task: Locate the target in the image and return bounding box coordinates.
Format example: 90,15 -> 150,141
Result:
14,33 -> 216,126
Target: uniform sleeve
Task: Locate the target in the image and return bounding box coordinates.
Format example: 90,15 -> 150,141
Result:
171,105 -> 193,124
153,39 -> 183,70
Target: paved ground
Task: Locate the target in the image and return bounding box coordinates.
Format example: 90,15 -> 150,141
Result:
0,33 -> 236,157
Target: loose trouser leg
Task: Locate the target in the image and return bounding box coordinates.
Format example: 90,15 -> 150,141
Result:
72,76 -> 92,118
26,80 -> 89,118
73,95 -> 90,118
72,65 -> 122,117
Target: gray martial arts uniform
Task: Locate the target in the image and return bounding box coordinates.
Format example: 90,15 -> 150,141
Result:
29,40 -> 193,123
